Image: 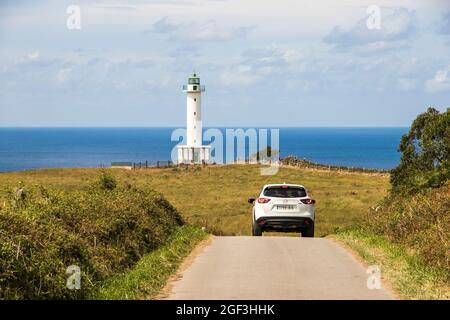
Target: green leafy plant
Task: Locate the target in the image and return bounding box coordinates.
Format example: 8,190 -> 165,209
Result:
98,170 -> 117,190
391,107 -> 450,194
363,107 -> 450,279
0,182 -> 184,299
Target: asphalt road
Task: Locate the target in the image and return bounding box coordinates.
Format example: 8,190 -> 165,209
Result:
166,236 -> 394,300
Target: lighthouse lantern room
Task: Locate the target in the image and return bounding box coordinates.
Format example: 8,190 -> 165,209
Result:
177,74 -> 211,164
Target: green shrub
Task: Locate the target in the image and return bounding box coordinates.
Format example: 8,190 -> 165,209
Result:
391,107 -> 450,194
363,107 -> 450,283
367,182 -> 450,275
0,182 -> 183,299
98,170 -> 117,190
96,225 -> 207,300
363,108 -> 450,280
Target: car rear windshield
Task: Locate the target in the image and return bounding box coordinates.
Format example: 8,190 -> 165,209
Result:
263,186 -> 306,198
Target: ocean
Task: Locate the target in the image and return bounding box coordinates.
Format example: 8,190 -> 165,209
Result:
0,127 -> 408,172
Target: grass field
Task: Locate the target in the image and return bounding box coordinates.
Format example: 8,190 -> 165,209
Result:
0,165 -> 389,236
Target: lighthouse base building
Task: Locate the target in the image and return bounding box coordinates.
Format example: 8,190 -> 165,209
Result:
177,74 -> 211,165
177,145 -> 211,164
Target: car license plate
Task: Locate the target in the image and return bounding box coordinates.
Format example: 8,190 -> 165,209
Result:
276,205 -> 295,210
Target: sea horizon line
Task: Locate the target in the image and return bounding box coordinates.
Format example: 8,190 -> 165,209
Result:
0,126 -> 410,129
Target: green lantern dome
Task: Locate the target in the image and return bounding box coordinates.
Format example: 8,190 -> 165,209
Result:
188,73 -> 200,85
183,73 -> 205,92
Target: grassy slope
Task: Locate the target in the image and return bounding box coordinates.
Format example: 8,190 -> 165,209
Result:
0,165 -> 389,237
0,181 -> 185,299
332,230 -> 450,300
95,225 -> 208,300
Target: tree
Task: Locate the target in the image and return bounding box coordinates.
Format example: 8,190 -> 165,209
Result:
390,107 -> 450,194
252,147 -> 279,162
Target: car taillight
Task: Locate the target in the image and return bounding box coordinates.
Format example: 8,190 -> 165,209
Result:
300,198 -> 315,205
258,218 -> 266,225
257,197 -> 271,204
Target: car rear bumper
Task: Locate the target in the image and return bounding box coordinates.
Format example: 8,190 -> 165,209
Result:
256,216 -> 313,232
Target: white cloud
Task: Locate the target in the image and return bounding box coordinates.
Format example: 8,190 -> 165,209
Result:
220,65 -> 262,86
218,46 -> 306,87
27,51 -> 40,60
426,67 -> 450,92
56,68 -> 72,83
152,17 -> 179,33
351,41 -> 410,55
12,51 -> 60,68
436,11 -> 450,34
396,77 -> 417,91
150,17 -> 254,42
324,7 -> 417,54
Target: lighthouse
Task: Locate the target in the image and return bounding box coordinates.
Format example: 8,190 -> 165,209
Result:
177,73 -> 211,164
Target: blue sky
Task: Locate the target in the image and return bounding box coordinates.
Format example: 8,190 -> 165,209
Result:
0,0 -> 449,127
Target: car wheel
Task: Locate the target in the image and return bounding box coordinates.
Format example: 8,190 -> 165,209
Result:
252,222 -> 262,236
302,225 -> 314,238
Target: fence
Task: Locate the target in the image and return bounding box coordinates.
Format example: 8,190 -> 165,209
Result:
280,156 -> 389,174
111,161 -> 174,170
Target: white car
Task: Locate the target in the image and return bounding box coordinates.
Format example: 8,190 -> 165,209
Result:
248,184 -> 316,237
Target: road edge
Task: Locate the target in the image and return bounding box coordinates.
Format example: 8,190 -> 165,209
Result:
327,234 -> 399,300
329,230 -> 450,300
158,234 -> 215,300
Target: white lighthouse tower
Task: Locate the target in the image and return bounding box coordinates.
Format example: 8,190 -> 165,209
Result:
177,73 -> 211,164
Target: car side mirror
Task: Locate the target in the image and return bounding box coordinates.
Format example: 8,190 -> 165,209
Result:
248,198 -> 255,204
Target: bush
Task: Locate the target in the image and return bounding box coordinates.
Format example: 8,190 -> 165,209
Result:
391,107 -> 450,194
0,182 -> 184,299
367,182 -> 450,275
98,170 -> 117,190
365,107 -> 450,278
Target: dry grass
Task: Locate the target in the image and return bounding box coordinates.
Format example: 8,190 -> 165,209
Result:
0,165 -> 389,236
